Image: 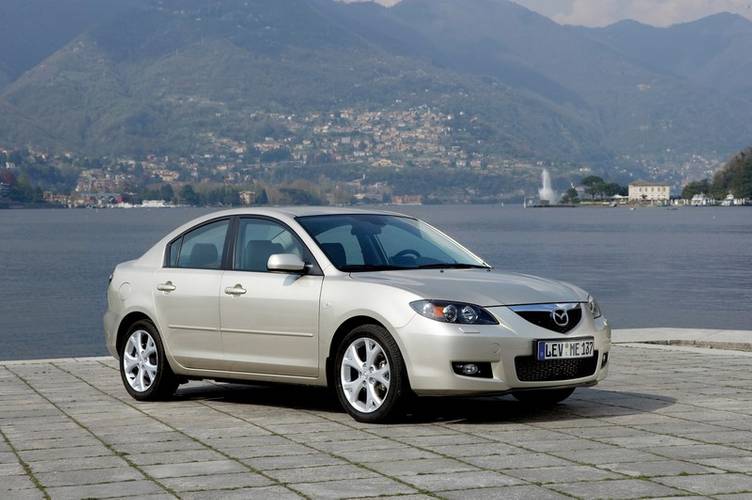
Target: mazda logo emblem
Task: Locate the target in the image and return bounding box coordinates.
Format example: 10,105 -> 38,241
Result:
552,309 -> 569,327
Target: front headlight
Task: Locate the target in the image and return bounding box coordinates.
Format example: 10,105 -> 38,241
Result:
410,300 -> 498,325
587,295 -> 602,319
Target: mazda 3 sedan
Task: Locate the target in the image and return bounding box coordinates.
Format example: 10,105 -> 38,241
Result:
105,207 -> 611,422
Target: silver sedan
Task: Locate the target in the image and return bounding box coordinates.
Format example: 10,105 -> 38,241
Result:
104,207 -> 611,422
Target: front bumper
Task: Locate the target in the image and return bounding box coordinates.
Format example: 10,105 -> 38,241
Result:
397,305 -> 611,396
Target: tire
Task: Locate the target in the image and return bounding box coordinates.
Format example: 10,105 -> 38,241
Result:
512,387 -> 575,406
334,324 -> 409,423
119,320 -> 179,401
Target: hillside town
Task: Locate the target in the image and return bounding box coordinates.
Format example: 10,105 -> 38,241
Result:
0,106 -> 744,209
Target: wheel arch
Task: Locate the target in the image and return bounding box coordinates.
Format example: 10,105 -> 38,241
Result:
325,315 -> 411,390
116,311 -> 155,357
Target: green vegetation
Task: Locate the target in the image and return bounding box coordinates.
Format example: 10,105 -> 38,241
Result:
681,147 -> 752,200
0,169 -> 45,204
581,176 -> 627,200
681,179 -> 711,199
1,0 -> 751,167
711,148 -> 752,199
560,187 -> 580,204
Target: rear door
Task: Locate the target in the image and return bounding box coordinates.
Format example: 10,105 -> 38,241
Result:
154,218 -> 231,371
220,217 -> 323,377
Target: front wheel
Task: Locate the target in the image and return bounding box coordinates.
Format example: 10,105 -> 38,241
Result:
512,387 -> 575,406
334,325 -> 409,423
119,320 -> 179,401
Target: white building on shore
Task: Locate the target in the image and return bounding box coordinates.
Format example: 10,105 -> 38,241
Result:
628,181 -> 670,203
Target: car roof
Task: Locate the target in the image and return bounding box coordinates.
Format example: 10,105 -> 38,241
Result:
202,206 -> 410,219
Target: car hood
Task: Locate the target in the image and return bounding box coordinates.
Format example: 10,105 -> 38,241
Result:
349,269 -> 588,306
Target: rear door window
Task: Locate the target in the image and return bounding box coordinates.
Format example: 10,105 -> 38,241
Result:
174,219 -> 230,270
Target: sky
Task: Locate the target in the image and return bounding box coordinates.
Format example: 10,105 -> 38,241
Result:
364,0 -> 752,27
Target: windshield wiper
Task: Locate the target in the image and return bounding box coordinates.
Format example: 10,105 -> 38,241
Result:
414,263 -> 491,270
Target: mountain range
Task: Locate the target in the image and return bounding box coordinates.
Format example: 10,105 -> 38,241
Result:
1,0 -> 751,167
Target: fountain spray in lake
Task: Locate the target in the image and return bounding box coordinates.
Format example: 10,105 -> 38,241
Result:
538,168 -> 557,204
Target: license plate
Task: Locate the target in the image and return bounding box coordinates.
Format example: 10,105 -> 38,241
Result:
537,338 -> 594,361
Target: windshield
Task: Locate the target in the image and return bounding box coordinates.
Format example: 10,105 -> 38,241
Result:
297,214 -> 489,272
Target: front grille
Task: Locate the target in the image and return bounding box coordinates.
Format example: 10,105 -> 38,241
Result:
515,350 -> 599,382
510,304 -> 582,334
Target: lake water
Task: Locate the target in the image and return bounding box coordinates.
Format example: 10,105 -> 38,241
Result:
1,206 -> 750,360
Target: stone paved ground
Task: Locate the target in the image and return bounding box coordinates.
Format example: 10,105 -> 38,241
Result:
1,344 -> 752,500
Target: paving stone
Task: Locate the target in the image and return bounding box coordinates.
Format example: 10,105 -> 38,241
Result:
697,455 -> 752,473
399,470 -> 523,492
0,462 -> 25,475
114,439 -> 205,455
293,476 -> 416,499
646,444 -> 751,460
463,452 -> 572,470
337,446 -> 439,463
0,487 -> 46,500
127,448 -> 225,466
266,464 -> 378,484
600,459 -> 725,477
29,455 -> 130,473
0,474 -> 38,490
425,442 -> 526,457
441,485 -> 570,499
19,445 -> 112,462
46,479 -> 164,500
552,447 -> 663,465
655,473 -> 752,495
220,443 -> 313,460
4,345 -> 752,499
399,433 -> 492,447
36,466 -> 143,487
245,453 -> 345,471
369,457 -> 477,476
142,459 -> 247,479
521,438 -> 613,453
506,464 -> 622,483
550,478 -> 683,499
180,485 -> 304,499
160,471 -> 272,492
359,495 -> 434,500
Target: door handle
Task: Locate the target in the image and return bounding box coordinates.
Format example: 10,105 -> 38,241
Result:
224,284 -> 247,296
157,281 -> 176,292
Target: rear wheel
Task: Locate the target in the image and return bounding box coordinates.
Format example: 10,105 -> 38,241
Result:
119,320 -> 178,401
334,324 -> 409,423
512,387 -> 575,406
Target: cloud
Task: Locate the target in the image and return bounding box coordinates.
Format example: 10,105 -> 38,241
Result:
513,0 -> 752,27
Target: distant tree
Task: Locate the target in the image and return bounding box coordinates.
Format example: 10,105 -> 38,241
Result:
581,175 -> 606,199
142,188 -> 160,200
603,182 -> 627,197
560,187 -> 580,204
260,148 -> 291,163
32,187 -> 44,203
160,184 -> 175,203
256,188 -> 269,205
711,148 -> 752,199
681,179 -> 710,199
0,169 -> 16,186
179,184 -> 200,206
222,188 -> 240,206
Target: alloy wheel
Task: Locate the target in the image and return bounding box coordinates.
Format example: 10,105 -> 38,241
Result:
123,329 -> 158,392
340,337 -> 391,413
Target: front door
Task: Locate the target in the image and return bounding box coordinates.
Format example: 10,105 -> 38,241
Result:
154,218 -> 230,371
220,217 -> 322,377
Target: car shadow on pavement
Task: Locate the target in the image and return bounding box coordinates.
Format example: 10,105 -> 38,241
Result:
175,382 -> 676,425
399,389 -> 677,424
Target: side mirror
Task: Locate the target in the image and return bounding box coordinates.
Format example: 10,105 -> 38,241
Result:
267,253 -> 307,273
